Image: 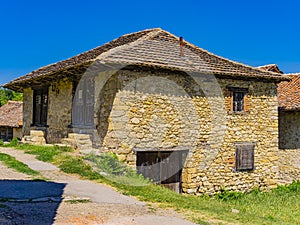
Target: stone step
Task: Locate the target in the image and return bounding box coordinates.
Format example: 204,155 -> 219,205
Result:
22,135 -> 46,145
61,133 -> 93,150
68,133 -> 91,140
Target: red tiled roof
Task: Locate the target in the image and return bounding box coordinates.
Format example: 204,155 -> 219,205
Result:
278,74 -> 300,111
0,101 -> 23,127
4,28 -> 287,91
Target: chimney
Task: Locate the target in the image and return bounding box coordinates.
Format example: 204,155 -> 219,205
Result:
179,36 -> 184,57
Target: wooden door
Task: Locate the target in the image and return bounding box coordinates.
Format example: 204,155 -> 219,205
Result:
72,77 -> 94,127
33,88 -> 48,126
160,151 -> 182,192
137,150 -> 188,193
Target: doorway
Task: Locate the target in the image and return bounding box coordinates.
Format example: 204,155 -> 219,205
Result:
136,150 -> 188,193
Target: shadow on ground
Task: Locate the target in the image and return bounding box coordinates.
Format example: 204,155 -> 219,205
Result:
0,180 -> 66,225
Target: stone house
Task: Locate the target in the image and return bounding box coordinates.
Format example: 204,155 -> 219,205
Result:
5,28 -> 295,194
0,101 -> 23,141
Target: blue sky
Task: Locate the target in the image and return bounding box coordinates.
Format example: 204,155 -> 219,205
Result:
1,0 -> 299,86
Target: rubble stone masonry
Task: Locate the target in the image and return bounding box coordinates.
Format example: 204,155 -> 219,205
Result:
21,69 -> 300,194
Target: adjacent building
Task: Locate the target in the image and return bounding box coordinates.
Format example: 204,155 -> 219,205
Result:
0,101 -> 23,141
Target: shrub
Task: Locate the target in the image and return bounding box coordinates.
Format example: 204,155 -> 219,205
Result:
85,152 -> 129,176
5,138 -> 19,147
215,189 -> 244,201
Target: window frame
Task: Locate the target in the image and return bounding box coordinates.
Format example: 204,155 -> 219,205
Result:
226,87 -> 249,113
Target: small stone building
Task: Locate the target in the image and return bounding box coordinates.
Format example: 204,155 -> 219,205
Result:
277,74 -> 300,149
258,65 -> 300,184
0,101 -> 23,141
5,28 -> 296,194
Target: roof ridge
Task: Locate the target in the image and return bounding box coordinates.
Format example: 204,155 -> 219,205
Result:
184,39 -> 283,77
44,29 -> 161,67
96,29 -> 163,62
147,29 -> 284,77
284,73 -> 300,76
257,64 -> 278,68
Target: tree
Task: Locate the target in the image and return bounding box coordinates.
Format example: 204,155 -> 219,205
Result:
0,87 -> 23,106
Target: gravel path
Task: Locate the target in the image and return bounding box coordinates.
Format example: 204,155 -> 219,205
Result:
0,147 -> 196,225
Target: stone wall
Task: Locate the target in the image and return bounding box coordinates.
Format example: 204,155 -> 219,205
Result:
13,127 -> 22,139
46,79 -> 73,143
94,69 -> 280,194
279,111 -> 300,149
22,80 -> 73,144
276,149 -> 300,184
20,68 -> 300,194
22,88 -> 33,136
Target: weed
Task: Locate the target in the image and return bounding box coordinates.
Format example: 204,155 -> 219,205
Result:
5,138 -> 19,147
0,153 -> 39,176
215,189 -> 244,201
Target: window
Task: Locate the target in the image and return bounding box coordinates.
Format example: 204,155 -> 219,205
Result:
235,142 -> 255,171
233,91 -> 245,112
33,87 -> 48,126
225,87 -> 250,112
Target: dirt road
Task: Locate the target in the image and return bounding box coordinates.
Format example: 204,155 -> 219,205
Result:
0,147 -> 196,225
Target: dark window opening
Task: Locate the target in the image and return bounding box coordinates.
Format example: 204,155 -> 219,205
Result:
0,127 -> 13,141
235,143 -> 255,171
226,87 -> 249,112
33,87 -> 48,126
233,91 -> 245,112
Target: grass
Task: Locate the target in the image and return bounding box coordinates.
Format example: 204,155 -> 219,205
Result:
6,142 -> 300,224
0,153 -> 39,176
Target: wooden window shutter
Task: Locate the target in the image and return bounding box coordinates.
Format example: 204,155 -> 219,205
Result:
235,143 -> 255,171
224,90 -> 233,112
244,94 -> 251,112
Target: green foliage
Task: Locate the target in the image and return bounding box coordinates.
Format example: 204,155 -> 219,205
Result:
84,152 -> 150,186
215,189 -> 244,201
57,155 -> 104,180
274,181 -> 300,194
16,144 -> 72,162
0,153 -> 39,176
85,152 -> 128,176
0,138 -> 20,147
0,87 -> 23,106
5,138 -> 19,147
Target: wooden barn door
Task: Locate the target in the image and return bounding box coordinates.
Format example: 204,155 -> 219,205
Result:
137,151 -> 188,193
72,77 -> 94,128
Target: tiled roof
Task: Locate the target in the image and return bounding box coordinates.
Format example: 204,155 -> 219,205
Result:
0,101 -> 23,127
257,64 -> 283,74
278,74 -> 300,111
4,28 -> 287,91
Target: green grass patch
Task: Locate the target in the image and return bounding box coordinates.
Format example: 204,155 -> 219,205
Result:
15,144 -> 73,162
10,143 -> 300,224
0,153 -> 39,176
